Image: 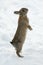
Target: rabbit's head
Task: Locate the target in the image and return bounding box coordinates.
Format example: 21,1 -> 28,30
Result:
14,8 -> 28,16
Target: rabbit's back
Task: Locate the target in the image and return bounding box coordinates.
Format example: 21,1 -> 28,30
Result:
12,16 -> 28,44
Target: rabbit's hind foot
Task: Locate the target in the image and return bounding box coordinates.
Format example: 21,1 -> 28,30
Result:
16,51 -> 24,58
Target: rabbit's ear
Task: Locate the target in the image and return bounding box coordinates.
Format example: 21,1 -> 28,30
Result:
14,11 -> 19,14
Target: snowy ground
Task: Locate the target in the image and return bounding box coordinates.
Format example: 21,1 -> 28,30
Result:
0,0 -> 43,65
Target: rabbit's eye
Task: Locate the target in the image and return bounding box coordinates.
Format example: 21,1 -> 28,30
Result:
22,10 -> 25,12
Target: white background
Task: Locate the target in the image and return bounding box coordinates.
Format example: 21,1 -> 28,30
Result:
0,0 -> 43,65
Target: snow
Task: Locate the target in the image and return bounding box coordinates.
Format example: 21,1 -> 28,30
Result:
0,0 -> 43,65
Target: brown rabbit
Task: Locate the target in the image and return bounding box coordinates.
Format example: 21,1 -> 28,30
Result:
10,8 -> 32,57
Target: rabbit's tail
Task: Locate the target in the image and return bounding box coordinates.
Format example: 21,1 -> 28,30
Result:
10,41 -> 13,44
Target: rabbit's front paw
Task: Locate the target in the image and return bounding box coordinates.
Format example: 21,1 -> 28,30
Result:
30,27 -> 33,31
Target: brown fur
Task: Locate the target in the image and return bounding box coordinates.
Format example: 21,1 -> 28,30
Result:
10,8 -> 32,57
